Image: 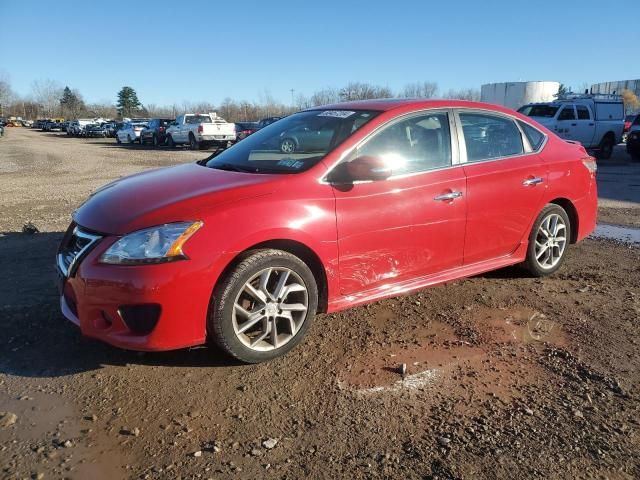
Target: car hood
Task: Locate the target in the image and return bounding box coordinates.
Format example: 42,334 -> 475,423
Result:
74,163 -> 280,235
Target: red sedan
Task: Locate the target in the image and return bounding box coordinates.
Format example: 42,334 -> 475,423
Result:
57,99 -> 598,363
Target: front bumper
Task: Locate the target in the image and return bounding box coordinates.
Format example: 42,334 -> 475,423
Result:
58,230 -> 213,351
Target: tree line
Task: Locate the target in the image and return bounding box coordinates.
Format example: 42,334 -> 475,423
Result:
0,75 -> 483,121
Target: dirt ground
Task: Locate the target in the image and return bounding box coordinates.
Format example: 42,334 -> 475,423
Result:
1,128 -> 639,479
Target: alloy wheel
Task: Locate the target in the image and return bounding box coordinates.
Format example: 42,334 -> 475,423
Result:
534,213 -> 567,269
280,139 -> 295,153
232,267 -> 308,351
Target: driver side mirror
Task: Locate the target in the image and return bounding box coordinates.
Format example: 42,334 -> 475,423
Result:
327,155 -> 393,183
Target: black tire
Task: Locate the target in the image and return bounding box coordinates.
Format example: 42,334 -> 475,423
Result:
189,133 -> 200,150
523,204 -> 571,277
208,249 -> 318,363
596,134 -> 614,160
167,135 -> 175,148
152,134 -> 159,147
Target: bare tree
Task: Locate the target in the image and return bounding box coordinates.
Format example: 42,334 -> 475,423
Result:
31,78 -> 63,117
400,81 -> 438,98
0,72 -> 14,116
443,88 -> 481,101
339,82 -> 393,101
310,87 -> 340,106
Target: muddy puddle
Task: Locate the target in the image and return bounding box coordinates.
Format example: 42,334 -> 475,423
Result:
591,224 -> 640,245
0,390 -> 132,479
339,306 -> 564,398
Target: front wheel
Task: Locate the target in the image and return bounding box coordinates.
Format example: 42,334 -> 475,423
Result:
523,204 -> 571,277
208,249 -> 318,363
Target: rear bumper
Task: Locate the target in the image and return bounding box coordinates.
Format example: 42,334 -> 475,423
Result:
574,179 -> 598,242
198,134 -> 235,142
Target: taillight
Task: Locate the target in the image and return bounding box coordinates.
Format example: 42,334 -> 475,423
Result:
198,125 -> 203,133
159,126 -> 165,132
581,156 -> 597,174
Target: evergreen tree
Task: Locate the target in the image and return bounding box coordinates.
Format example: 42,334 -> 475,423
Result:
116,86 -> 141,118
60,86 -> 84,118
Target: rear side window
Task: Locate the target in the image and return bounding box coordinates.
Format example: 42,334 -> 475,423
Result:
576,105 -> 591,120
558,106 -> 576,120
459,112 -> 524,162
517,121 -> 545,151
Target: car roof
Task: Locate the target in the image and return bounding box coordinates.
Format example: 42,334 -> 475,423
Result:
308,98 -> 523,116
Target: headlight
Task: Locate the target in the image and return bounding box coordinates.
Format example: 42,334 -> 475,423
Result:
100,221 -> 203,265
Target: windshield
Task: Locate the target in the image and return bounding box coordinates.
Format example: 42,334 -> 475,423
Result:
205,110 -> 380,174
518,105 -> 559,118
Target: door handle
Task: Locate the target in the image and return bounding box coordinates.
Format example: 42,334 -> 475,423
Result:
522,177 -> 544,187
571,123 -> 577,126
434,191 -> 463,201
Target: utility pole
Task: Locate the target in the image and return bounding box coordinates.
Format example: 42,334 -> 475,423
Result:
290,88 -> 295,107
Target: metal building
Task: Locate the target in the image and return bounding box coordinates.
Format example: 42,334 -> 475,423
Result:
591,79 -> 640,97
480,81 -> 560,110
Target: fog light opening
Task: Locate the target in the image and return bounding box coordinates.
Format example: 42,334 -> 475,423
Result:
118,304 -> 161,335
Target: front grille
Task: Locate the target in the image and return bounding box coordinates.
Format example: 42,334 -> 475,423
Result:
57,224 -> 102,277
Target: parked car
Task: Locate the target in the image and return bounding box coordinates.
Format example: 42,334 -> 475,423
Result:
257,116 -> 282,129
85,123 -> 107,138
140,118 -> 174,146
234,122 -> 259,142
67,119 -> 95,136
57,99 -> 597,363
116,121 -> 148,144
518,93 -> 624,159
624,115 -> 636,134
102,122 -> 117,137
626,115 -> 640,161
165,113 -> 235,149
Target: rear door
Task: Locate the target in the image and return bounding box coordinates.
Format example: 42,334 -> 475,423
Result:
573,104 -> 596,147
331,110 -> 467,295
456,110 -> 547,264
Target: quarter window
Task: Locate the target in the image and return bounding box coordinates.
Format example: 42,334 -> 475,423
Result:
517,121 -> 545,151
558,106 -> 576,120
459,112 -> 524,162
355,112 -> 452,175
576,105 -> 591,120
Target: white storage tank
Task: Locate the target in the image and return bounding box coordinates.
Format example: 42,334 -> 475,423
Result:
481,81 -> 560,110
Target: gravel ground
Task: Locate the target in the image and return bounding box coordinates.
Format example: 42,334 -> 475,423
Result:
0,128 -> 639,479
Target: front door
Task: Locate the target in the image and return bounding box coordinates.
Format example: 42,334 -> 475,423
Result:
457,110 -> 547,264
331,110 -> 467,295
573,104 -> 596,147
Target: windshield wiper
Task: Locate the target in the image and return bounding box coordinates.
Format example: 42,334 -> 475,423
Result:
211,163 -> 257,173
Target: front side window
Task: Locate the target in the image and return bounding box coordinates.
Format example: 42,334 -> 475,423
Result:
353,111 -> 452,175
459,112 -> 524,162
205,110 -> 380,174
558,106 -> 576,121
576,105 -> 591,120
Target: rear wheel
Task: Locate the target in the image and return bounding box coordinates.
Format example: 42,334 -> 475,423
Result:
208,249 -> 318,363
280,138 -> 296,153
596,134 -> 615,160
523,204 -> 571,277
189,134 -> 200,150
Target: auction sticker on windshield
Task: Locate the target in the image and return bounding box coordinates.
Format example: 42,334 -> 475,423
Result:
317,111 -> 356,118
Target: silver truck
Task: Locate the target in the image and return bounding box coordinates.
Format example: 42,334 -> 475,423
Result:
166,113 -> 236,150
518,93 -> 624,159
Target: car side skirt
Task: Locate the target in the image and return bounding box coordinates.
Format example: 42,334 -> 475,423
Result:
328,242 -> 529,313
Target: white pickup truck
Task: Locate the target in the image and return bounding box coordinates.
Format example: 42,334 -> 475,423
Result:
518,93 -> 624,159
166,113 -> 236,150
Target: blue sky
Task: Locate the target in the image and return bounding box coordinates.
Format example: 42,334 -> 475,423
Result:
1,0 -> 638,106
